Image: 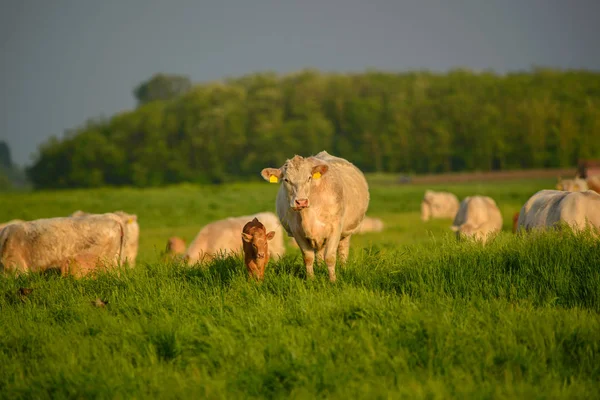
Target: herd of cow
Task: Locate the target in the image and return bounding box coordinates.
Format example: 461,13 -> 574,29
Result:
423,174 -> 600,245
1,150 -> 599,282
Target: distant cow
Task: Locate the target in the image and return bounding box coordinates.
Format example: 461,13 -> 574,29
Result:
0,213 -> 131,276
165,236 -> 187,256
0,219 -> 24,231
242,217 -> 276,280
261,151 -> 370,282
69,210 -> 139,266
587,176 -> 600,193
451,196 -> 503,244
357,216 -> 384,234
421,190 -> 460,221
556,177 -> 588,192
185,212 -> 285,264
517,190 -> 600,235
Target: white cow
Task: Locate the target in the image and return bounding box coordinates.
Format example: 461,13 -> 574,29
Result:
421,190 -> 460,221
261,151 -> 370,282
185,212 -> 285,264
517,189 -> 600,235
451,196 -> 503,244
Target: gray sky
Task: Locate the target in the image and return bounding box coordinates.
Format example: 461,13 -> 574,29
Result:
1,0 -> 599,166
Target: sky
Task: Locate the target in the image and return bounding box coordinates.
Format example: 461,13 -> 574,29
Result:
1,0 -> 599,166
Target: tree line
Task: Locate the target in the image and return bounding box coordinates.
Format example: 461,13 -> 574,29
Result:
26,69 -> 600,189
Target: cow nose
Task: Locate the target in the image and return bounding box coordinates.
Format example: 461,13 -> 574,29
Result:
257,252 -> 265,259
295,199 -> 309,208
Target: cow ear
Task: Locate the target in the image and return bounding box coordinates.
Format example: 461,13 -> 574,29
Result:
261,168 -> 282,183
242,233 -> 253,243
266,231 -> 276,240
312,164 -> 328,179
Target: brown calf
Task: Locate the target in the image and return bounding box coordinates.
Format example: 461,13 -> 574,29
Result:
241,218 -> 275,280
512,211 -> 520,233
166,236 -> 187,256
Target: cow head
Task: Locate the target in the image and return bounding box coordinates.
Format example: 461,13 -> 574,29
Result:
261,155 -> 329,211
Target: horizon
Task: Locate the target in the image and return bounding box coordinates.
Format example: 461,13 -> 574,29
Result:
2,0 -> 600,166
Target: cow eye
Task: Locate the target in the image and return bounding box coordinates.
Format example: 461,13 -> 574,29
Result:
283,178 -> 289,183
308,176 -> 312,182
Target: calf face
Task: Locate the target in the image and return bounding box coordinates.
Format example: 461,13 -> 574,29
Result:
242,218 -> 275,280
261,155 -> 329,211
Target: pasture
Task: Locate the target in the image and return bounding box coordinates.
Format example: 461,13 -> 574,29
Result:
1,178 -> 599,399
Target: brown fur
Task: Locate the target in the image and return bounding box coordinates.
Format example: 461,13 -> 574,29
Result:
241,218 -> 275,280
261,151 -> 370,282
166,236 -> 187,255
512,211 -> 520,233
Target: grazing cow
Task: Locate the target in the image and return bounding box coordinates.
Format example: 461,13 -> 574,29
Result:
165,236 -> 187,256
242,217 -> 275,280
587,176 -> 600,193
70,210 -> 139,266
556,177 -> 588,192
0,219 -> 24,231
0,213 -> 130,276
512,211 -> 520,233
185,212 -> 285,264
261,151 -> 370,282
421,190 -> 460,221
516,189 -> 600,235
357,216 -> 385,234
451,196 -> 503,244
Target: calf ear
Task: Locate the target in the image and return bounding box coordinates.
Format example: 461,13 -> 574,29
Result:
261,168 -> 282,183
242,233 -> 253,243
266,231 -> 276,240
311,164 -> 328,178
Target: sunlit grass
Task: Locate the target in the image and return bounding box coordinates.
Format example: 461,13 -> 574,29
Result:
1,178 -> 598,398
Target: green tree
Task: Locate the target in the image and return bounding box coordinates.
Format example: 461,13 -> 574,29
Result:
133,73 -> 192,106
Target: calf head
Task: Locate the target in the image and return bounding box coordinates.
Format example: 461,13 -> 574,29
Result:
166,236 -> 186,255
242,218 -> 275,260
261,155 -> 329,211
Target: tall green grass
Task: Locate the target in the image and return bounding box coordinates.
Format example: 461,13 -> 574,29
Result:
1,178 -> 598,398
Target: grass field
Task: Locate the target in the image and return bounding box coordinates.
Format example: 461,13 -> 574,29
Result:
1,178 -> 599,399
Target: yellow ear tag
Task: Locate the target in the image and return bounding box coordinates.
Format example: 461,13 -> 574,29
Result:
269,175 -> 278,183
127,217 -> 134,224
313,172 -> 321,180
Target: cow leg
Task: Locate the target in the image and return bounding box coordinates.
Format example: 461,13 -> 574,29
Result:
294,235 -> 315,279
316,247 -> 325,263
324,231 -> 342,282
337,235 -> 351,265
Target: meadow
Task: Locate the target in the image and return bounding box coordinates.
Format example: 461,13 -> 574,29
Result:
0,177 -> 599,399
